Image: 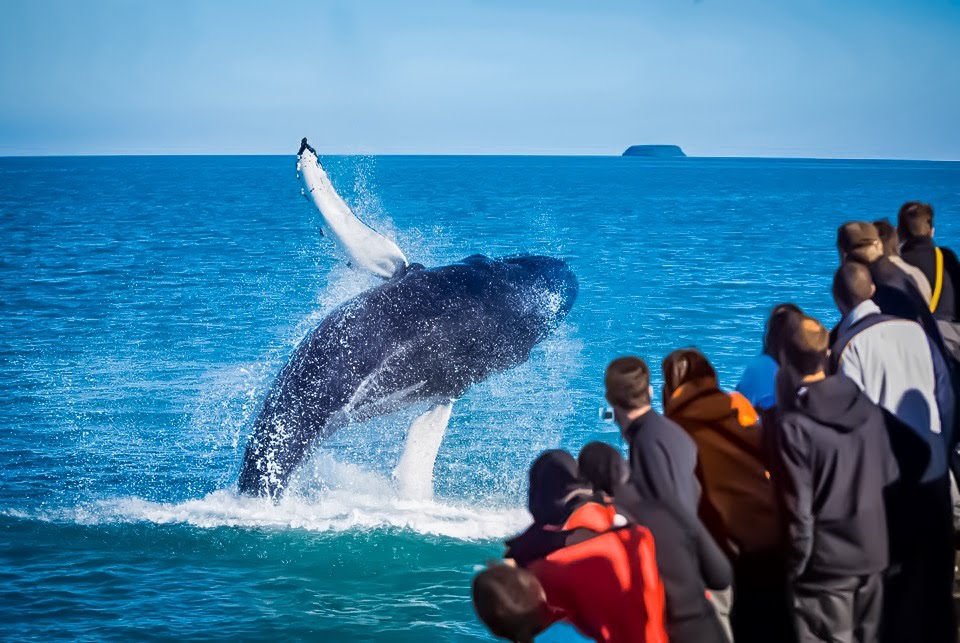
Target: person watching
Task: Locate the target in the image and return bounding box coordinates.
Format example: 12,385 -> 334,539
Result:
771,314 -> 898,643
577,442 -> 731,643
603,356 -> 700,518
472,564 -> 558,643
898,201 -> 960,360
830,262 -> 955,643
736,303 -> 804,411
836,221 -> 942,345
500,449 -> 670,643
661,348 -> 789,643
873,217 -> 931,304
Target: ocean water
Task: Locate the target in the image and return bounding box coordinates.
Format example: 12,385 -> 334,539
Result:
2,155 -> 959,640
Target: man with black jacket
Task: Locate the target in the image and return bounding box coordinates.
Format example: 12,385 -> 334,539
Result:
604,356 -> 700,519
771,314 -> 898,643
899,201 -> 960,361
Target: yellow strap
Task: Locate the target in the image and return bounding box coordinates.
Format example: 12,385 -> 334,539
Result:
930,247 -> 944,312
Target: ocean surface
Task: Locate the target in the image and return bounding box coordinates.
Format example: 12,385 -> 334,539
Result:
2,155 -> 959,641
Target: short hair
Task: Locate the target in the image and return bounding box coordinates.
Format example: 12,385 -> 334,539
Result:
605,356 -> 651,409
472,564 -> 547,643
779,314 -> 829,377
833,262 -> 874,312
578,441 -> 628,496
764,303 -> 804,360
873,218 -> 899,256
661,348 -> 716,401
898,201 -> 934,240
837,222 -> 882,264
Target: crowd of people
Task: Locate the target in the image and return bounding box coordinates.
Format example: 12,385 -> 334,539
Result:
470,202 -> 960,643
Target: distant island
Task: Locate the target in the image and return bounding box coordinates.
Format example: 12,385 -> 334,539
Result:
622,145 -> 687,158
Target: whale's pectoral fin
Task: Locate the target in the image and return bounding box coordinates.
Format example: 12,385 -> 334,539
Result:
297,137 -> 408,279
392,400 -> 455,501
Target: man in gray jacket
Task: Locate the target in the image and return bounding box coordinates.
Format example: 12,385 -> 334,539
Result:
830,262 -> 955,643
831,262 -> 947,461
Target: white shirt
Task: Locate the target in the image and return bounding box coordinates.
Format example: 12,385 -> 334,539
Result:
837,299 -> 941,435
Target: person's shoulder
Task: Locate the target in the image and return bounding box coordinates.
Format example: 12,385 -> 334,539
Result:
940,245 -> 960,264
860,316 -> 930,346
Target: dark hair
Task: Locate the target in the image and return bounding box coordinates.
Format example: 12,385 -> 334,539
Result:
578,442 -> 628,497
873,218 -> 899,256
833,262 -> 874,312
779,314 -> 829,377
897,201 -> 934,240
472,564 -> 547,643
661,348 -> 716,402
528,450 -> 591,525
605,356 -> 651,409
763,303 -> 803,362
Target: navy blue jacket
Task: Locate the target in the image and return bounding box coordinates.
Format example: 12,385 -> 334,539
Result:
624,409 -> 700,518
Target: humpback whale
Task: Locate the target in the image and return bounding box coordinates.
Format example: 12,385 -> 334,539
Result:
237,139 -> 578,498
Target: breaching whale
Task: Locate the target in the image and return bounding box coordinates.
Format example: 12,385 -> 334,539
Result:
237,139 -> 578,499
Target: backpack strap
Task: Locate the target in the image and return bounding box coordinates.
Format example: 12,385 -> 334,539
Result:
930,247 -> 944,313
829,312 -> 900,372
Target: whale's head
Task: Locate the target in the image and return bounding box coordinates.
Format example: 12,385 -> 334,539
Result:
500,255 -> 578,327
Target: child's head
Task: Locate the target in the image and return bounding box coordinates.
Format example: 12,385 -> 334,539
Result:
472,564 -> 553,643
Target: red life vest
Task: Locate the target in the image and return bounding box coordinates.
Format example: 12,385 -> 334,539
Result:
529,502 -> 669,643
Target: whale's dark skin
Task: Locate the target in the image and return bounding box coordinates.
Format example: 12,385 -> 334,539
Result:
237,254 -> 578,497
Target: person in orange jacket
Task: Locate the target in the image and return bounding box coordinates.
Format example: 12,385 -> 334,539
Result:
488,450 -> 669,643
662,347 -> 793,643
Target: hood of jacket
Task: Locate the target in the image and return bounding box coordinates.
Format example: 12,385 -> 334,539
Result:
791,375 -> 874,433
527,449 -> 595,525
664,377 -> 758,427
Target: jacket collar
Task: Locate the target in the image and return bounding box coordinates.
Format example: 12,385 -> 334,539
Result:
625,409 -> 656,442
902,235 -> 934,251
838,299 -> 881,335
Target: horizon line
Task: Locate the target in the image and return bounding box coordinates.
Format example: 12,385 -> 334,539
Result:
1,152 -> 958,163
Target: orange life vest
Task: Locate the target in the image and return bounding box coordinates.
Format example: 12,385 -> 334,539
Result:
529,502 -> 669,643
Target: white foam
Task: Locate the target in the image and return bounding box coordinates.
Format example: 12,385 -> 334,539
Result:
13,455 -> 528,542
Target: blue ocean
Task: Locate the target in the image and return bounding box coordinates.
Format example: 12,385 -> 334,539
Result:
2,155 -> 959,641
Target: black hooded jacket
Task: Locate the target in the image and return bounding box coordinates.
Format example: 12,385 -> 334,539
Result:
505,450 -> 600,567
771,375 -> 898,581
578,442 -> 730,640
901,236 -> 960,322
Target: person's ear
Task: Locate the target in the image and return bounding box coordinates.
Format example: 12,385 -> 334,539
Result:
932,227 -> 935,238
870,284 -> 876,298
648,384 -> 654,401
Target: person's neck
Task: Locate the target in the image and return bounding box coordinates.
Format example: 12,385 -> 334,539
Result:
801,370 -> 826,384
625,405 -> 651,422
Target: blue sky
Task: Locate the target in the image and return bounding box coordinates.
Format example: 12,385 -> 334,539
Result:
1,0 -> 958,158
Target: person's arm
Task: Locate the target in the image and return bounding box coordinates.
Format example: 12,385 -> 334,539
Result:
694,517 -> 733,590
776,417 -> 815,580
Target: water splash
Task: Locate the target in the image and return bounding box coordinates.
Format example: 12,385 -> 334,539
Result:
8,453 -> 528,541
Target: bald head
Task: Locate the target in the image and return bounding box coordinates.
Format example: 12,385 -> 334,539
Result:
833,262 -> 875,316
